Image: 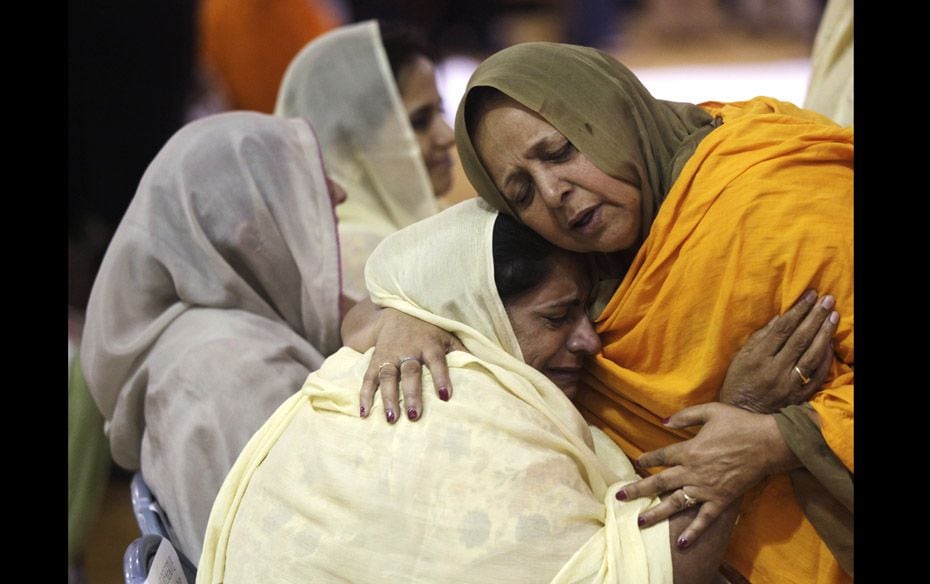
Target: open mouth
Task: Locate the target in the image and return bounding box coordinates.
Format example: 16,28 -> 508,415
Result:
569,205 -> 601,232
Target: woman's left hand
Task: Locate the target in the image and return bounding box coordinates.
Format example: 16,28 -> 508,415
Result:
616,402 -> 800,548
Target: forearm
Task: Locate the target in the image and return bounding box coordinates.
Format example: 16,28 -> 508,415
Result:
670,499 -> 740,584
340,296 -> 382,351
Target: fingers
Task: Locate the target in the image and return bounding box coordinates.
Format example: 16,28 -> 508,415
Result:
423,346 -> 454,402
759,289 -> 817,356
673,501 -> 725,548
634,487 -> 699,528
774,294 -> 835,370
662,403 -> 721,430
359,361 -> 381,418
399,357 -> 423,421
377,362 -> 401,424
790,309 -> 839,402
616,465 -> 688,501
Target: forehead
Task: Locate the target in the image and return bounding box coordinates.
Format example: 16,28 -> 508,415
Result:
505,251 -> 591,310
395,55 -> 439,104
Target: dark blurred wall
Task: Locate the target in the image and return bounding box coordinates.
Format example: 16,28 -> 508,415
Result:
69,0 -> 197,309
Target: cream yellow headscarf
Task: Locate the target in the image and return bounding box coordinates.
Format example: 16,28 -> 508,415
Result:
275,20 -> 439,301
454,42 -> 718,242
198,199 -> 672,583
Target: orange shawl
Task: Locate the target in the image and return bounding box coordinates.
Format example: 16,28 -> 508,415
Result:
577,97 -> 853,584
199,0 -> 342,112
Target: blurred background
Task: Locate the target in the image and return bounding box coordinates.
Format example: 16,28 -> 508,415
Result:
69,0 -> 838,581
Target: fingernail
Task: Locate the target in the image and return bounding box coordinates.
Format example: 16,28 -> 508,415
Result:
360,405 -> 367,417
615,490 -> 628,501
820,295 -> 835,310
829,310 -> 839,324
407,408 -> 418,421
803,289 -> 817,303
677,537 -> 689,549
637,516 -> 645,527
661,417 -> 670,424
386,409 -> 396,423
633,458 -> 641,469
438,386 -> 450,401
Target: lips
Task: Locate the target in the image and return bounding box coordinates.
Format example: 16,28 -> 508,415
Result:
546,367 -> 582,386
427,156 -> 452,171
568,205 -> 599,229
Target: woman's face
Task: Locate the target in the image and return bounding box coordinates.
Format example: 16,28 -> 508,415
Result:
396,55 -> 455,196
505,251 -> 601,398
474,97 -> 642,254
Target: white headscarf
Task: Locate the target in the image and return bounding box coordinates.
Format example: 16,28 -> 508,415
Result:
80,111 -> 343,562
275,20 -> 439,301
199,199 -> 672,583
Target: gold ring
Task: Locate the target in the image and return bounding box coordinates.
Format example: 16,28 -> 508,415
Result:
681,490 -> 698,509
793,365 -> 811,385
398,356 -> 421,367
377,361 -> 398,375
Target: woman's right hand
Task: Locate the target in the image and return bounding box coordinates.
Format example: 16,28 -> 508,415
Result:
718,289 -> 840,414
358,306 -> 466,424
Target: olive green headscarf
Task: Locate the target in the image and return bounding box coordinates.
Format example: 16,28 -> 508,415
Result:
455,42 -> 720,242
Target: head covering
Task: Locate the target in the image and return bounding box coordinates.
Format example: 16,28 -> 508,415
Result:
275,20 -> 438,301
199,0 -> 342,112
455,41 -> 718,240
199,199 -> 672,583
80,111 -> 343,561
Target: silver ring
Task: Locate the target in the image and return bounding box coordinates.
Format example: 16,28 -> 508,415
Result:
377,361 -> 398,375
398,355 -> 421,367
793,365 -> 811,385
681,490 -> 698,509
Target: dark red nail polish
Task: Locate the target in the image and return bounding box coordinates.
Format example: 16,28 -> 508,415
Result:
633,459 -> 641,469
677,537 -> 689,549
661,417 -> 670,424
407,408 -> 418,421
386,409 -> 396,423
615,490 -> 628,501
360,405 -> 367,417
438,387 -> 450,401
637,516 -> 645,527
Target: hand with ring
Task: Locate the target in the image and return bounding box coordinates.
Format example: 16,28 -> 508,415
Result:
718,289 -> 841,414
619,402 -> 797,548
358,306 -> 467,423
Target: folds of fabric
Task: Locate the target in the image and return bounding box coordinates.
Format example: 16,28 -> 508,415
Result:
80,112 -> 343,561
275,20 -> 438,302
198,199 -> 672,583
199,0 -> 342,112
576,97 -> 853,584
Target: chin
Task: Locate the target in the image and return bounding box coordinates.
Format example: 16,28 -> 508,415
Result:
430,172 -> 453,197
559,384 -> 578,400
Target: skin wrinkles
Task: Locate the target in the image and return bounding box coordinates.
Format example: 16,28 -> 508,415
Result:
474,96 -> 643,255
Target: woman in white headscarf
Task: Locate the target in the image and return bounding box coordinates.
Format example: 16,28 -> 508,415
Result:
275,19 -> 456,302
196,197 -> 840,583
80,111 -> 347,563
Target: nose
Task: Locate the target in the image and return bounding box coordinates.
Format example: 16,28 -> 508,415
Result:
567,317 -> 602,356
534,168 -> 570,208
325,176 -> 348,206
433,116 -> 454,150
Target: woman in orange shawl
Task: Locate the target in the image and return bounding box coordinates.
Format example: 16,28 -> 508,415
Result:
345,42 -> 852,583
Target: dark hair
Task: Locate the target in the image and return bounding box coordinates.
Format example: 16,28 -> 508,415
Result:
492,213 -> 558,303
379,21 -> 436,81
464,86 -> 509,140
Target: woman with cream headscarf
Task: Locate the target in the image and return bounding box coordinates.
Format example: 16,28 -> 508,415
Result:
80,112 -> 347,563
200,198 -> 789,583
275,20 -> 456,302
348,43 -> 853,583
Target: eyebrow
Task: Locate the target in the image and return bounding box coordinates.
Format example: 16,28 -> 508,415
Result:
537,297 -> 583,311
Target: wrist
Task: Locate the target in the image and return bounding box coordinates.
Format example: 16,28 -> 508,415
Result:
759,414 -> 802,475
